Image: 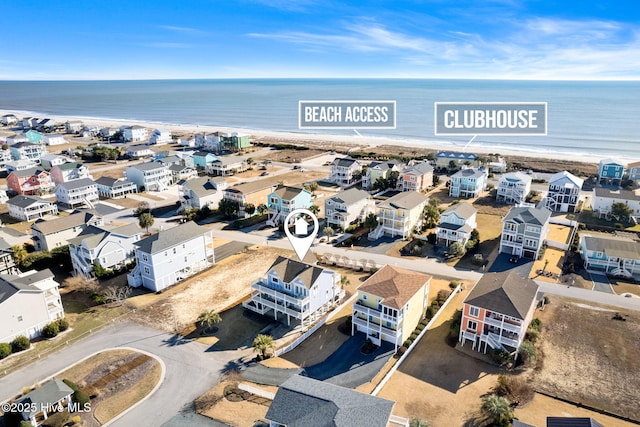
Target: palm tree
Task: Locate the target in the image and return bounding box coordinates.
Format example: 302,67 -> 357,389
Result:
423,203 -> 440,228
252,334 -> 275,360
257,204 -> 268,215
323,227 -> 335,237
197,310 -> 222,333
11,244 -> 27,267
309,205 -> 320,215
480,394 -> 513,427
138,212 -> 155,234
340,275 -> 350,288
364,213 -> 379,231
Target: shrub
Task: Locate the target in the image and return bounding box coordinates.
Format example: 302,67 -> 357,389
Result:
42,322 -> 60,338
518,341 -> 536,364
0,342 -> 11,359
495,374 -> 534,407
416,323 -> 425,331
11,335 -> 30,353
57,318 -> 69,332
436,289 -> 449,304
410,332 -> 419,340
529,318 -> 541,331
525,327 -> 540,343
425,305 -> 438,319
449,280 -> 460,289
614,222 -> 624,229
489,348 -> 512,366
63,379 -> 90,405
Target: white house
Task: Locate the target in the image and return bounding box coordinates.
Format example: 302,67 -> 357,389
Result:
65,120 -> 84,134
369,191 -> 428,240
496,172 -> 532,205
579,232 -> 640,278
329,157 -> 362,186
436,202 -> 477,247
325,187 -> 374,230
243,256 -> 344,327
1,114 -> 18,126
42,134 -> 66,146
55,178 -> 99,208
126,144 -> 154,159
40,154 -> 68,170
545,171 -> 584,213
121,125 -> 148,142
149,128 -> 172,145
207,156 -> 248,176
10,141 -> 46,162
125,162 -> 172,192
499,206 -> 551,259
50,162 -> 92,184
7,196 -> 59,222
69,223 -> 142,278
127,221 -> 215,292
95,176 -> 138,198
0,269 -> 64,343
590,187 -> 640,221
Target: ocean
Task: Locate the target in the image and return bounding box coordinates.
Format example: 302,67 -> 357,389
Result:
0,79 -> 639,159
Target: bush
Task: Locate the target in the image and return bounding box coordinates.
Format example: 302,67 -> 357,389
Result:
416,323 -> 425,331
425,305 -> 438,319
436,289 -> 449,304
529,318 -> 541,331
614,222 -> 624,229
57,318 -> 69,332
42,322 -> 60,338
449,280 -> 460,289
489,348 -> 512,366
63,379 -> 90,405
519,341 -> 536,364
0,342 -> 11,359
525,327 -> 540,343
11,335 -> 30,353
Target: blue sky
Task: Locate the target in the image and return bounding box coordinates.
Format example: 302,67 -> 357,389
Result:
1,0 -> 640,80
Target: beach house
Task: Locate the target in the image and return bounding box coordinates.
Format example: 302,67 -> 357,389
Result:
401,162 -> 434,192
148,128 -> 172,145
125,162 -> 172,192
579,232 -> 640,278
6,133 -> 29,146
0,238 -> 19,275
42,134 -> 66,146
219,132 -> 251,152
266,375 -> 398,427
65,120 -> 84,134
206,155 -> 248,176
223,181 -> 277,217
0,149 -> 14,170
590,187 -> 640,220
545,171 -> 584,213
362,160 -> 401,190
180,176 -> 226,211
329,157 -> 362,186
435,151 -> 479,170
95,176 -> 138,199
459,271 -> 539,357
436,202 -> 477,247
50,162 -> 92,184
10,141 -> 46,162
194,132 -> 223,151
499,206 -> 551,259
31,211 -> 103,252
352,265 -> 430,350
325,188 -> 374,230
496,172 -> 532,205
7,196 -> 59,222
125,144 -> 154,159
449,168 -> 487,199
40,154 -> 68,170
627,161 -> 640,182
192,151 -> 218,168
266,186 -> 313,226
120,125 -> 148,142
369,191 -> 428,240
24,130 -> 44,145
69,223 -> 142,278
1,114 -> 18,126
127,221 -> 215,292
598,158 -> 626,185
7,167 -> 54,195
243,256 -> 344,327
55,178 -> 99,208
0,269 -> 64,343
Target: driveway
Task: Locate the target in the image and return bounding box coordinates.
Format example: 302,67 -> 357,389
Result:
240,334 -> 394,389
358,236 -> 399,255
590,272 -> 614,294
0,322 -> 247,427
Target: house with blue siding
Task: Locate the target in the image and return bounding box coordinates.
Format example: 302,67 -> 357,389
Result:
598,158 -> 626,185
579,232 -> 640,279
449,168 -> 487,199
192,151 -> 217,168
25,130 -> 44,144
243,256 -> 344,327
266,185 -> 313,226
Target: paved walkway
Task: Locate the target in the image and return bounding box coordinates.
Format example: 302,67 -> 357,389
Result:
590,272 -> 615,294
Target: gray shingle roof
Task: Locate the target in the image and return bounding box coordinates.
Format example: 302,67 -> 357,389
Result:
378,191 -> 427,210
331,157 -> 360,168
268,256 -> 326,289
130,162 -> 166,172
452,168 -> 485,179
549,171 -> 584,188
55,162 -> 85,171
7,195 -> 54,209
68,223 -> 140,248
404,162 -> 433,175
327,188 -> 370,205
134,221 -> 207,254
18,379 -> 74,418
0,269 -> 54,304
183,177 -> 218,197
31,211 -> 100,234
273,186 -> 308,201
581,234 -> 640,259
226,180 -> 275,195
57,178 -> 96,191
266,375 -> 394,427
367,160 -> 399,171
503,206 -> 551,226
442,202 -> 476,220
465,271 -> 539,319
10,167 -> 48,178
594,187 -> 640,202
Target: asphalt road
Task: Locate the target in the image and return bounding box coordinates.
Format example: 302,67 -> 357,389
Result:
536,280 -> 640,311
0,322 -> 250,427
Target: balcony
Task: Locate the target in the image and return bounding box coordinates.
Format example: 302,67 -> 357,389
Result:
484,315 -> 522,333
249,293 -> 306,319
251,280 -> 310,306
353,300 -> 402,324
352,315 -> 400,338
486,332 -> 520,349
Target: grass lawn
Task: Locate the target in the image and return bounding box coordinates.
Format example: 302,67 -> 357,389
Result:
448,213 -> 503,270
609,279 -> 640,297
578,209 -> 639,231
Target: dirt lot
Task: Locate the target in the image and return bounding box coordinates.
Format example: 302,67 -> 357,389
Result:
198,379 -> 272,427
472,195 -> 513,216
254,148 -> 326,163
528,248 -> 565,282
610,279 -> 640,297
128,247 -> 294,333
534,296 -> 640,421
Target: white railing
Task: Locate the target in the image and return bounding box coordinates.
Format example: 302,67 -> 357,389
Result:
238,383 -> 275,400
483,316 -> 522,333
388,414 -> 410,427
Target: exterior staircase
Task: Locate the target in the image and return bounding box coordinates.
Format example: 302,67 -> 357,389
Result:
484,332 -> 505,351
611,267 -> 632,278
368,223 -> 384,241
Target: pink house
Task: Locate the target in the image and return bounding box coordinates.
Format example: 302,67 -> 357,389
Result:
7,167 -> 54,195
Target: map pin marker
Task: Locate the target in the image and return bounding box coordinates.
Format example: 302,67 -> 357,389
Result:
284,208 -> 319,262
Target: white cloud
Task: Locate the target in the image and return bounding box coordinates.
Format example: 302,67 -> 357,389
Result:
158,25 -> 209,36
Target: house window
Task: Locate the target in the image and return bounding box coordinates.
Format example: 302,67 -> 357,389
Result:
17,316 -> 23,322
142,254 -> 148,262
144,267 -> 150,274
184,256 -> 187,262
363,295 -> 367,300
173,248 -> 176,254
467,320 -> 477,331
272,277 -> 279,283
524,238 -> 537,247
469,307 -> 479,317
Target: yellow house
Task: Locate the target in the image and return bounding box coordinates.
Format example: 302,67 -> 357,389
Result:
352,265 -> 430,350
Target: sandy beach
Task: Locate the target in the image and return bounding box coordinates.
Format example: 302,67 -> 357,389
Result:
0,108 -> 613,166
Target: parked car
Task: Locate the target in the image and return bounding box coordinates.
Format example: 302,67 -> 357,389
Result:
260,171 -> 269,176
292,165 -> 301,170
